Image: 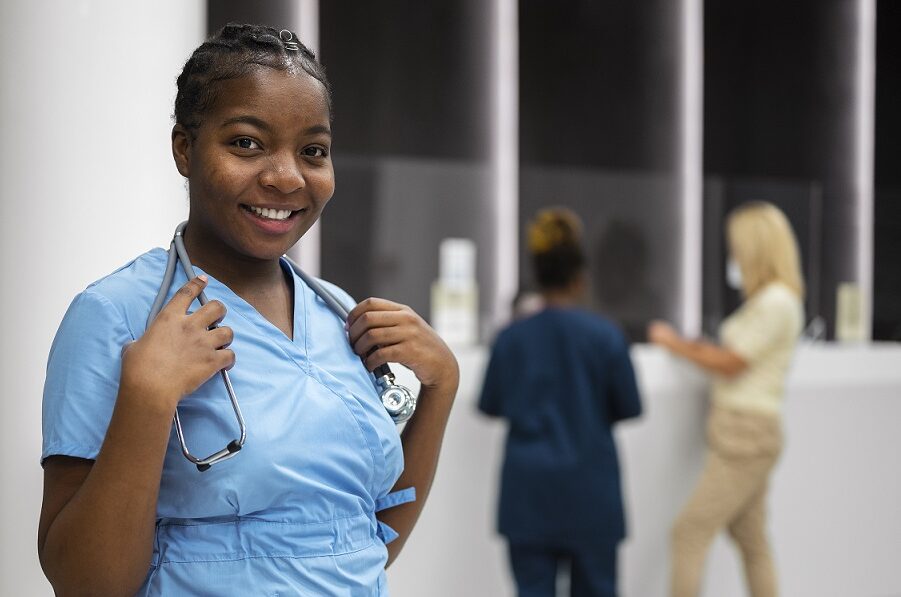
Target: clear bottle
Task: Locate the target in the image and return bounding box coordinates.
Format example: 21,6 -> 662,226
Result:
835,282 -> 865,342
431,238 -> 479,346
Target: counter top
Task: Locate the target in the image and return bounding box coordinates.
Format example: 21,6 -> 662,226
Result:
387,343 -> 901,597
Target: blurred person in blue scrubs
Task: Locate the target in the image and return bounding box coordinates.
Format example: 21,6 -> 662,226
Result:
479,208 -> 642,597
649,201 -> 804,597
37,24 -> 458,595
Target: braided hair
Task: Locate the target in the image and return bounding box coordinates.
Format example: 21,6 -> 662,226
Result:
527,208 -> 586,290
175,23 -> 332,138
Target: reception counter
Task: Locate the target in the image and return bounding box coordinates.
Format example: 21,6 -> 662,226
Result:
387,343 -> 901,597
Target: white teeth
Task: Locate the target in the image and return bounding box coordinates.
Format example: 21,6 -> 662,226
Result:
249,206 -> 292,220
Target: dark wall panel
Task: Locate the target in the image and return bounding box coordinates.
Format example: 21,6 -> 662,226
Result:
320,1 -> 491,160
519,0 -> 678,171
874,0 -> 901,340
208,0 -> 296,34
703,0 -> 862,337
518,0 -> 683,340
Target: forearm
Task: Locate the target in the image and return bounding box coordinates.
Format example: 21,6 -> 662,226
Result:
666,337 -> 746,377
378,378 -> 457,566
41,388 -> 175,595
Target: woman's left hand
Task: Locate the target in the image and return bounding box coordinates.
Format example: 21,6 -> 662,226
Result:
346,298 -> 459,390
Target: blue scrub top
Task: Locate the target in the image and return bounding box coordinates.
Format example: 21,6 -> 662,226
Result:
478,307 -> 641,548
42,248 -> 413,595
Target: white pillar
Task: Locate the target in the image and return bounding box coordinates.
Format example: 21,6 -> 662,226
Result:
0,2 -> 204,594
490,0 -> 519,329
677,0 -> 704,336
854,0 -> 876,340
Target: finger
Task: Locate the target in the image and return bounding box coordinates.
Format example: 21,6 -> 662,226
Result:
191,299 -> 228,329
345,297 -> 404,330
207,326 -> 234,349
164,275 -> 208,314
214,348 -> 236,372
364,345 -> 401,372
346,309 -> 406,344
352,326 -> 406,357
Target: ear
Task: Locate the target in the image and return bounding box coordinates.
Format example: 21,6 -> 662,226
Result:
171,124 -> 192,178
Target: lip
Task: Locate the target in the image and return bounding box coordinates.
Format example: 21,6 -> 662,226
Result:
240,203 -> 307,235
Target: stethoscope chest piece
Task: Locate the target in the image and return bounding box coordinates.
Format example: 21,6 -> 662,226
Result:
376,373 -> 417,424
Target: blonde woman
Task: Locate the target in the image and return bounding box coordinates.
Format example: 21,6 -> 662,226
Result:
648,201 -> 804,597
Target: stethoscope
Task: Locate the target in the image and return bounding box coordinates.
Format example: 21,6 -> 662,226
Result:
147,221 -> 417,472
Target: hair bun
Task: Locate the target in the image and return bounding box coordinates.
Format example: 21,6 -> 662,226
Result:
527,208 -> 583,255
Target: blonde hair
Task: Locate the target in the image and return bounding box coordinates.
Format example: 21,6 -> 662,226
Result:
727,201 -> 805,299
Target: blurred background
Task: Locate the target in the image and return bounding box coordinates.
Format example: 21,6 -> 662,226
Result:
1,1 -> 899,596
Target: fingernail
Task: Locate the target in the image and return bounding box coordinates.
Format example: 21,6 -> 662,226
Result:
198,274 -> 208,283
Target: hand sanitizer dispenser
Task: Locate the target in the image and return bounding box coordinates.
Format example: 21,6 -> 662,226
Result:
431,238 -> 478,346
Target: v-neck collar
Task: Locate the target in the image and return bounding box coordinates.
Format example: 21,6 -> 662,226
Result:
188,257 -> 309,359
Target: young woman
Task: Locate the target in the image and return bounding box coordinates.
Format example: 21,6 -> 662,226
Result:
479,208 -> 642,597
38,24 -> 458,595
648,201 -> 805,597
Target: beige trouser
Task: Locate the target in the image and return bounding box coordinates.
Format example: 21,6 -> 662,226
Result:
671,406 -> 783,597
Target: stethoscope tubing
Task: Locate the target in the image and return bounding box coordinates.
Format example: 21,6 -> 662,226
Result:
282,255 -> 393,382
147,222 -> 247,471
147,221 -> 415,472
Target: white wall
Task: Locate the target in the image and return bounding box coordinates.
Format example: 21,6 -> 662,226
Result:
0,1 -> 204,594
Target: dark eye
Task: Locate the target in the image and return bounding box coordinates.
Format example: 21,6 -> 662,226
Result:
234,138 -> 260,150
303,146 -> 328,158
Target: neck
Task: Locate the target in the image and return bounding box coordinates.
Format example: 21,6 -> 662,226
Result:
181,222 -> 286,296
541,287 -> 582,308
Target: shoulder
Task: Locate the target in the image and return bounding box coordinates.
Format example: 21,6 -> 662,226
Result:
294,271 -> 358,317
495,311 -> 547,340
754,282 -> 801,307
84,248 -> 169,304
46,251 -> 167,394
568,309 -> 628,347
313,277 -> 357,309
71,248 -> 169,332
488,317 -> 531,355
748,282 -> 804,321
496,309 -> 627,350
732,282 -> 804,340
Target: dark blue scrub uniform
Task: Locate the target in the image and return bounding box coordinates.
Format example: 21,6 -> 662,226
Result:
479,307 -> 642,597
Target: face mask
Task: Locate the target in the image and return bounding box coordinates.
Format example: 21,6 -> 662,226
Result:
726,258 -> 743,290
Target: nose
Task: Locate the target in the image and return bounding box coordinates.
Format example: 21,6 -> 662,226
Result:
259,151 -> 305,194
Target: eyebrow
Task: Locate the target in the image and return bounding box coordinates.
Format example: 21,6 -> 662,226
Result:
221,115 -> 272,131
220,116 -> 331,137
302,124 -> 332,137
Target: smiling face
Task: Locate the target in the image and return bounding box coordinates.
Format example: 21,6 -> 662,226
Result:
172,67 -> 335,264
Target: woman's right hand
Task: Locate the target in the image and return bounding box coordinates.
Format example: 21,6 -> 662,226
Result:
120,275 -> 235,411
